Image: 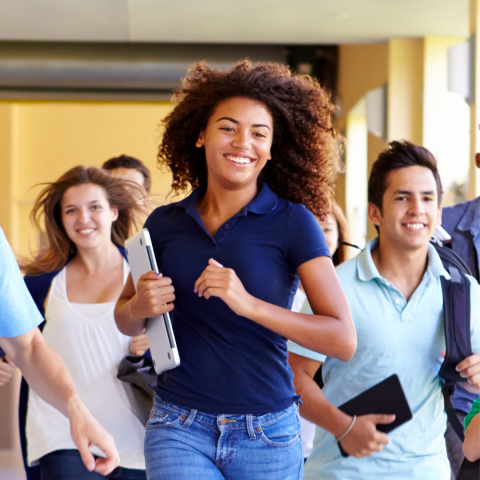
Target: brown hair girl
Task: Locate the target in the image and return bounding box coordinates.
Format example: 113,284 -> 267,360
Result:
22,166 -> 142,276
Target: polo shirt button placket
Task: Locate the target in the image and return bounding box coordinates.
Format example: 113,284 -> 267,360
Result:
211,240 -> 215,246
224,224 -> 230,230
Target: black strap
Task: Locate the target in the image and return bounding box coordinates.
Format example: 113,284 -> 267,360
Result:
442,384 -> 465,441
439,267 -> 472,442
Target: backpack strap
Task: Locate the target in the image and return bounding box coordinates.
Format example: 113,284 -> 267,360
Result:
439,266 -> 472,441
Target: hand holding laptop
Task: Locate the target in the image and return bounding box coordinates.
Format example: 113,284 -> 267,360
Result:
125,229 -> 180,375
130,271 -> 174,320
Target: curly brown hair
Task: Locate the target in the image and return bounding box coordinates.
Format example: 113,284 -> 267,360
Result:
159,60 -> 340,218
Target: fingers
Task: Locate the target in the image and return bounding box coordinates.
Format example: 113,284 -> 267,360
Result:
196,276 -> 225,297
76,436 -> 96,472
194,262 -> 226,294
129,334 -> 149,356
456,353 -> 480,377
92,436 -> 120,476
138,271 -> 162,282
138,276 -> 173,291
208,258 -> 223,268
0,359 -> 15,386
4,355 -> 14,366
441,350 -> 446,358
372,414 -> 396,426
456,354 -> 480,387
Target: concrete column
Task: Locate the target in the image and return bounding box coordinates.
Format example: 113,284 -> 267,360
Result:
387,39 -> 424,144
470,0 -> 480,198
0,103 -> 18,246
0,103 -> 21,453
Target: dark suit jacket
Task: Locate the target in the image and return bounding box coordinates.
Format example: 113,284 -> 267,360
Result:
442,197 -> 480,281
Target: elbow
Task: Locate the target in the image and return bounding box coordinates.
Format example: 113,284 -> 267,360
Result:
463,430 -> 480,462
463,444 -> 480,463
114,304 -> 130,336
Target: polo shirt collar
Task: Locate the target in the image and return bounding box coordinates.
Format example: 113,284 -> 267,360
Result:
357,237 -> 446,283
456,196 -> 480,235
175,182 -> 278,215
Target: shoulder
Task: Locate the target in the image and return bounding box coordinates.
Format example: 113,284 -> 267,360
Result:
335,256 -> 358,283
144,202 -> 183,229
442,201 -> 471,231
283,201 -> 318,226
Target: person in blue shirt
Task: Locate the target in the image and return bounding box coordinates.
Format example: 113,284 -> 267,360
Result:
115,60 -> 357,479
289,141 -> 480,480
441,154 -> 480,478
0,228 -> 119,476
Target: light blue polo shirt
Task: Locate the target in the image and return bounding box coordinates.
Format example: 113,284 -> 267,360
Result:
288,238 -> 480,480
0,228 -> 43,338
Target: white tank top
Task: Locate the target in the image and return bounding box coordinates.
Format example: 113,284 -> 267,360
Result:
26,260 -> 146,470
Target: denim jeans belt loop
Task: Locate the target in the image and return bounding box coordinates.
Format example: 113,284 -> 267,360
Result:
183,408 -> 197,428
246,414 -> 256,439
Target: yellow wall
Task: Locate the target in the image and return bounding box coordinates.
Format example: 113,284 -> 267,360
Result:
337,43 -> 389,240
0,101 -> 174,256
387,39 -> 424,144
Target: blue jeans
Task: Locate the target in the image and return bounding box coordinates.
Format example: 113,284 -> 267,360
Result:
38,449 -> 146,480
144,395 -> 304,480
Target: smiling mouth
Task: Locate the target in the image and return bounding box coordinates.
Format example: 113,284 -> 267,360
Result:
77,228 -> 95,235
404,223 -> 426,231
225,154 -> 254,165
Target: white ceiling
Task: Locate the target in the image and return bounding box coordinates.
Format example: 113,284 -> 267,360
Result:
0,0 -> 469,44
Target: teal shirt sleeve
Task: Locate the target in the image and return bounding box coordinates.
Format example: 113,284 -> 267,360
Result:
465,395 -> 480,430
0,228 -> 43,337
287,299 -> 327,363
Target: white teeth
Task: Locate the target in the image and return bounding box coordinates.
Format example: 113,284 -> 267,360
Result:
226,155 -> 252,164
405,223 -> 424,230
78,229 -> 94,234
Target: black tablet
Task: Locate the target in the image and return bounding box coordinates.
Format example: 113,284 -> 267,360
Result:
338,374 -> 413,434
336,374 -> 413,457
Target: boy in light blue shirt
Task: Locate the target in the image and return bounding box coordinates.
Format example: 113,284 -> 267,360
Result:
289,141 -> 480,480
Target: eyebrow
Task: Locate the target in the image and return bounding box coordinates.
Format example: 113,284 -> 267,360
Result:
393,190 -> 436,196
215,116 -> 271,131
64,200 -> 101,209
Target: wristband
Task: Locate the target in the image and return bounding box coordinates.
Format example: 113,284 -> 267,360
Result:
334,415 -> 356,444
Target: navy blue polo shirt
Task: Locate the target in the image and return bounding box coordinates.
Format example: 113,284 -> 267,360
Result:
144,182 -> 330,414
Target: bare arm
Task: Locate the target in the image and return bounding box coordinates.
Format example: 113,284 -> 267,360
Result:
115,272 -> 175,337
289,352 -> 394,457
463,413 -> 480,462
195,257 -> 356,361
0,328 -> 119,475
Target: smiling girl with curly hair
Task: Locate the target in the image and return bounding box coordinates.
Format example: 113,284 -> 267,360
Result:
115,60 -> 356,480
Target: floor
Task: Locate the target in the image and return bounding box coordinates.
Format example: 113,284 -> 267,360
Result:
0,450 -> 25,480
0,466 -> 25,480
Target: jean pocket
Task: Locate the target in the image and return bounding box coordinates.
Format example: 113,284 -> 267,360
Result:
258,409 -> 301,448
146,403 -> 185,430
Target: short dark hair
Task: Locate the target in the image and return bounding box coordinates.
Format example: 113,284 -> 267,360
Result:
368,140 -> 443,212
102,155 -> 152,193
